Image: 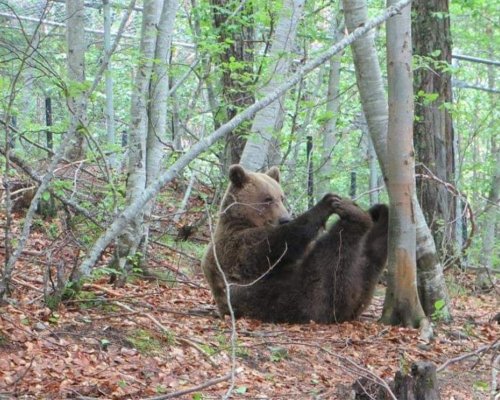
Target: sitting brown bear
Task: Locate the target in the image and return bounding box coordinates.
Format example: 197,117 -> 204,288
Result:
201,164 -> 388,323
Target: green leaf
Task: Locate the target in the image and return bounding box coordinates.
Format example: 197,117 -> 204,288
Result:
235,386 -> 247,394
41,191 -> 51,202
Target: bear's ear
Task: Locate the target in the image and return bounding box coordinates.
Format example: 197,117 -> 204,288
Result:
229,165 -> 249,188
266,166 -> 280,183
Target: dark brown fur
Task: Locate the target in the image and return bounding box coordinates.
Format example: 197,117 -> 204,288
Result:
201,165 -> 388,323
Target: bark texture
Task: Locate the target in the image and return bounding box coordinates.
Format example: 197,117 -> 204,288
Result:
64,0 -> 88,161
239,0 -> 305,171
317,12 -> 344,197
412,0 -> 455,257
343,0 -> 451,321
210,0 -> 255,168
476,37 -> 499,288
381,0 -> 426,327
114,0 -> 163,275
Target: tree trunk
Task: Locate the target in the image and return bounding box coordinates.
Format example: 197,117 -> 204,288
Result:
367,131 -> 380,205
381,0 -> 427,327
317,12 -> 344,198
103,0 -> 116,167
64,0 -> 88,161
239,0 -> 305,171
343,0 -> 451,321
141,0 -> 180,256
393,362 -> 441,400
210,0 -> 255,169
476,30 -> 498,288
45,97 -> 53,151
352,361 -> 441,400
114,0 -> 163,277
412,0 -> 455,260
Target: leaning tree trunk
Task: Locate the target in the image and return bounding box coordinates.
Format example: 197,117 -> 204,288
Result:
380,0 -> 427,327
113,0 -> 163,276
239,0 -> 305,171
64,0 -> 88,161
342,0 -> 451,321
412,0 -> 455,260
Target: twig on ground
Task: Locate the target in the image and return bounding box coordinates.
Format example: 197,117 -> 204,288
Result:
10,277 -> 43,292
437,340 -> 500,372
0,357 -> 35,390
113,301 -> 217,367
144,369 -> 242,400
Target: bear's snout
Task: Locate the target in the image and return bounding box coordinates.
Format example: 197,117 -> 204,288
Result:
279,216 -> 292,225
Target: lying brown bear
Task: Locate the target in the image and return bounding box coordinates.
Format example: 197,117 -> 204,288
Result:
201,164 -> 388,323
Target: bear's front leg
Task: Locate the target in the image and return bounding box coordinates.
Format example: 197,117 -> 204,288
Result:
331,197 -> 373,230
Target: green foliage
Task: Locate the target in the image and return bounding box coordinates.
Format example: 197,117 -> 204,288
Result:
472,380 -> 489,392
100,338 -> 111,351
0,331 -> 8,347
269,346 -> 288,362
126,329 -> 163,355
45,294 -> 62,311
431,299 -> 447,321
235,386 -> 248,394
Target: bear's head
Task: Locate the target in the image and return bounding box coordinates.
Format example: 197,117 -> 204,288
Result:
220,164 -> 291,227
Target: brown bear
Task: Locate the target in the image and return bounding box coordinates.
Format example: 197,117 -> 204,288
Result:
201,164 -> 388,323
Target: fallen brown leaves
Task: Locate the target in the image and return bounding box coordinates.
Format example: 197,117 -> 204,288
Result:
1,263 -> 498,400
0,210 -> 498,399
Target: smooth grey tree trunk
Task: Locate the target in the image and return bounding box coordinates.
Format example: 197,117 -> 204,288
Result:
381,0 -> 427,328
317,12 -> 344,198
367,131 -> 380,205
239,0 -> 305,171
115,0 -> 163,276
476,35 -> 499,288
64,0 -> 88,161
141,0 -> 180,256
103,0 -> 116,167
343,0 -> 451,321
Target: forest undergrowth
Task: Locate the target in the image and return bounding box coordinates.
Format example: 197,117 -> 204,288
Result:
0,183 -> 498,400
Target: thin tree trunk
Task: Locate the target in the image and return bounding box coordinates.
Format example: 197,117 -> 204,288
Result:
239,0 -> 305,171
381,0 -> 427,327
476,45 -> 499,287
367,128 -> 380,205
113,0 -> 163,277
141,0 -> 180,256
64,0 -> 88,161
343,0 -> 451,321
103,0 -> 116,167
74,0 -> 414,279
317,13 -> 344,197
45,97 -> 53,151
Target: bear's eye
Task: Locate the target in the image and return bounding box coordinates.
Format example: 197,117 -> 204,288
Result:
264,196 -> 273,204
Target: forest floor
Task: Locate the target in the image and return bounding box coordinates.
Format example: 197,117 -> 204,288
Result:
0,205 -> 498,400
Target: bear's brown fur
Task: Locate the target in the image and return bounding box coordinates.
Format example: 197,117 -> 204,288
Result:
201,164 -> 388,323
